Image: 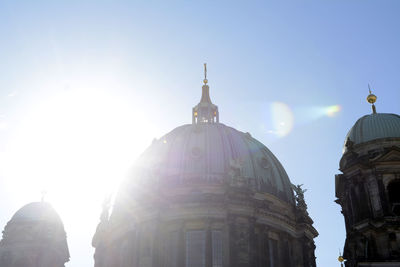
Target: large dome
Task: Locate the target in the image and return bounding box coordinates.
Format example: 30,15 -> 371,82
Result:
134,123 -> 294,203
93,68 -> 318,267
344,113 -> 400,151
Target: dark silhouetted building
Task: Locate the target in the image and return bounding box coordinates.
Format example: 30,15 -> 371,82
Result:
336,92 -> 400,266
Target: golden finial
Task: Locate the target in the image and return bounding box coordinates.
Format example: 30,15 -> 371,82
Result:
338,249 -> 344,266
367,84 -> 377,114
203,63 -> 208,84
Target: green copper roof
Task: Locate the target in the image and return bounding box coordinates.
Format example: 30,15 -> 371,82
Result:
134,123 -> 295,204
345,113 -> 400,149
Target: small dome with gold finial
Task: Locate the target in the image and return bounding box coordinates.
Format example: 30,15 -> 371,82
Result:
343,86 -> 400,153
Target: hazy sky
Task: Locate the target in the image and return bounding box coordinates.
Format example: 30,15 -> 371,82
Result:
1,1 -> 400,266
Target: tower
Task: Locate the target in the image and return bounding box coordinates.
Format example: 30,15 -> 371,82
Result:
335,89 -> 400,266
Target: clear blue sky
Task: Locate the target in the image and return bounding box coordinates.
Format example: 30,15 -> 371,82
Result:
1,1 -> 400,266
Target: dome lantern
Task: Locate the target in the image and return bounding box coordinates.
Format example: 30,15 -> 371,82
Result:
192,63 -> 219,124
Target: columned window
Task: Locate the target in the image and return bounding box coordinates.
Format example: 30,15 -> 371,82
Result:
186,230 -> 206,267
184,229 -> 223,267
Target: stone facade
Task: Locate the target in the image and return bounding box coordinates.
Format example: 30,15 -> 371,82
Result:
93,176 -> 317,267
336,135 -> 400,266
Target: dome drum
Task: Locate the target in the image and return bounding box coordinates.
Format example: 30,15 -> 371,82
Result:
101,179 -> 317,267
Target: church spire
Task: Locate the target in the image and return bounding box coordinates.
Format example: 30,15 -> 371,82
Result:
192,63 -> 219,124
367,84 -> 377,114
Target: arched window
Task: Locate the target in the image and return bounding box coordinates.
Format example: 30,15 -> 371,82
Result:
388,180 -> 400,215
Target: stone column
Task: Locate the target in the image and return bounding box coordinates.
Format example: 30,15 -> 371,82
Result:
255,225 -> 267,267
178,221 -> 185,267
152,220 -> 161,267
228,216 -> 236,267
205,220 -> 212,267
234,217 -> 250,267
248,219 -> 256,267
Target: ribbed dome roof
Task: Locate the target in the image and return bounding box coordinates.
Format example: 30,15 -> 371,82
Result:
134,123 -> 294,203
11,202 -> 63,225
344,113 -> 400,150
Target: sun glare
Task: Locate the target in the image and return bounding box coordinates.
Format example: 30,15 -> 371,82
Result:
2,86 -> 158,231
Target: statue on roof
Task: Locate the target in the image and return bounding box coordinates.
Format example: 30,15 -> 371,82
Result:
292,184 -> 308,212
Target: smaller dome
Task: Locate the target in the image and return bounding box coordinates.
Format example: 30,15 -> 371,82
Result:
0,202 -> 70,266
10,202 -> 63,225
344,113 -> 400,151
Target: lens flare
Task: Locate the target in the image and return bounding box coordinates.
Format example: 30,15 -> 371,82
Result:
270,102 -> 294,137
295,104 -> 342,124
265,103 -> 341,138
325,105 -> 341,117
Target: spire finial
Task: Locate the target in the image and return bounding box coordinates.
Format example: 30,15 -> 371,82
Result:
366,84 -> 377,114
41,190 -> 47,202
338,249 -> 344,266
203,63 -> 208,84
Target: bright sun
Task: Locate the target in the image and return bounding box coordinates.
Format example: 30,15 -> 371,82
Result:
2,86 -> 157,225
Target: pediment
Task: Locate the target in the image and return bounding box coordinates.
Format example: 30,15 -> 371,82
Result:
372,146 -> 400,163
